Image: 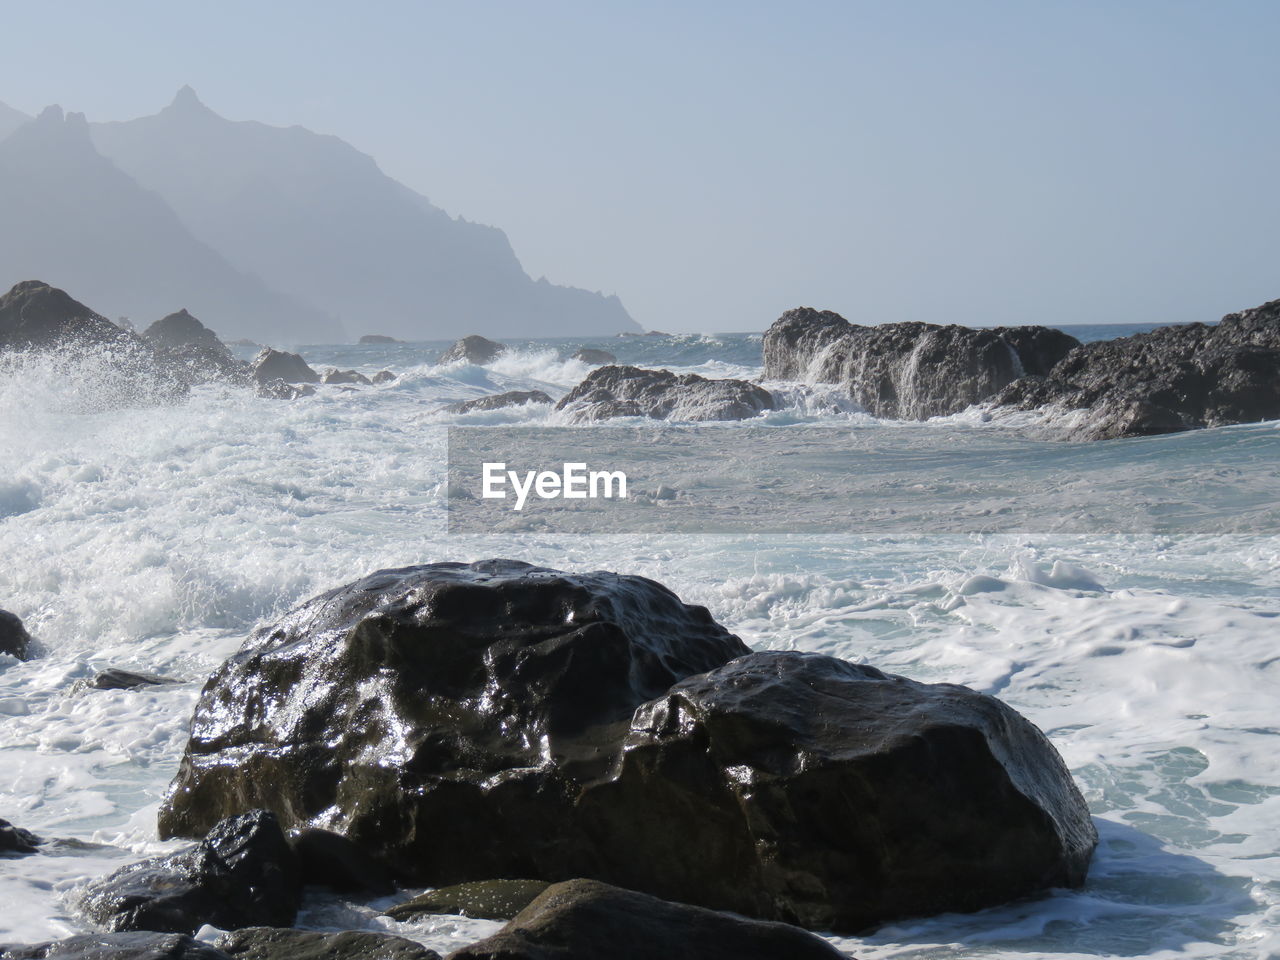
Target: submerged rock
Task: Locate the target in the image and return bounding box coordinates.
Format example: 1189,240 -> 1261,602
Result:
215,929 -> 439,960
79,810 -> 300,934
447,879 -> 845,960
359,335 -> 402,344
438,336 -> 506,365
249,349 -> 319,385
322,368 -> 372,386
157,561 -> 1093,932
89,670 -> 181,691
570,348 -> 616,365
142,310 -> 249,387
0,609 -> 33,660
254,379 -> 316,401
443,390 -> 553,414
0,933 -> 230,960
384,879 -> 551,922
371,370 -> 396,384
0,818 -> 41,855
762,306 -> 1078,419
555,365 -> 774,422
995,298 -> 1280,439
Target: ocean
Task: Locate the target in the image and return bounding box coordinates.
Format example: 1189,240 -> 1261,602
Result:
1,323 -> 1277,958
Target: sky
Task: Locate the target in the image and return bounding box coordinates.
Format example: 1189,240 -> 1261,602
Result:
2,0 -> 1279,332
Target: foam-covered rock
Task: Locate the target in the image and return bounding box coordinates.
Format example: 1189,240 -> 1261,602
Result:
438,336 -> 505,365
555,365 -> 774,422
443,390 -> 553,414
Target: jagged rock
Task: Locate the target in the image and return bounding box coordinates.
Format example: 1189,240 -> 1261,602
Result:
90,670 -> 181,691
249,349 -> 319,385
321,368 -> 372,386
437,336 -> 506,365
0,609 -> 33,660
0,280 -> 125,350
762,306 -> 1079,419
0,933 -> 230,960
141,310 -> 249,386
371,370 -> 396,384
443,390 -> 553,414
0,818 -> 41,855
254,379 -> 316,401
288,828 -> 394,894
446,879 -> 846,960
156,562 -> 1092,932
571,348 -> 616,365
215,929 -> 439,960
359,335 -> 402,344
555,365 -> 774,422
79,810 -> 300,934
384,880 -> 551,922
995,298 -> 1280,439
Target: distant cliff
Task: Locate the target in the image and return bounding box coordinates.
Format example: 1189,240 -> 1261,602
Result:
89,87 -> 639,339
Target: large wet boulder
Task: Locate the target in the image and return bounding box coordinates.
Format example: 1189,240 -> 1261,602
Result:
0,609 -> 33,660
215,929 -> 439,960
79,811 -> 300,934
141,310 -> 248,386
0,818 -> 41,855
438,336 -> 506,365
994,298 -> 1280,439
555,365 -> 774,422
447,879 -> 846,960
443,390 -> 553,414
0,933 -> 230,960
157,561 -> 1093,932
287,828 -> 394,894
0,281 -> 125,351
762,307 -> 1079,419
249,349 -> 319,385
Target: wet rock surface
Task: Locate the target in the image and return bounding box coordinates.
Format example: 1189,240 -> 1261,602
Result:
995,298 -> 1280,438
0,609 -> 33,660
0,933 -> 231,960
555,365 -> 774,422
443,390 -> 553,414
762,306 -> 1078,419
447,879 -> 847,960
89,670 -> 181,691
141,310 -> 248,386
0,818 -> 41,855
254,379 -> 316,401
437,336 -> 506,365
157,561 -> 1092,932
215,929 -> 439,960
385,880 -> 552,922
250,349 -> 319,385
287,828 -> 394,894
80,811 -> 300,934
322,369 -> 372,386
371,370 -> 397,384
570,348 -> 616,365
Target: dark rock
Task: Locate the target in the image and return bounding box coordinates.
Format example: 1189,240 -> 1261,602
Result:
762,306 -> 1079,419
371,371 -> 397,384
446,879 -> 846,960
80,810 -> 300,934
0,818 -> 41,855
141,311 -> 249,387
555,365 -> 774,422
288,828 -> 394,895
249,349 -> 319,385
0,609 -> 33,660
437,336 -> 506,365
157,560 -> 749,872
322,369 -> 372,386
215,929 -> 438,960
0,933 -> 231,960
994,298 -> 1280,439
359,335 -> 402,344
570,348 -> 616,365
443,390 -> 553,414
255,379 -> 316,401
0,281 -> 125,351
384,880 -> 551,922
90,670 -> 181,691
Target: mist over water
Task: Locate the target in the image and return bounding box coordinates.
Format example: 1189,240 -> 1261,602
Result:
1,330 -> 1276,958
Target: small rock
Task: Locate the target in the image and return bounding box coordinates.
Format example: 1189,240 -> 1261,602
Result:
437,336 -> 506,365
384,879 -> 551,922
90,670 -> 181,691
359,335 -> 402,344
446,879 -> 846,960
215,929 -> 439,960
443,390 -> 553,414
653,484 -> 678,501
250,349 -> 319,385
570,348 -> 616,365
322,369 -> 372,386
0,609 -> 33,660
255,379 -> 315,401
371,371 -> 396,384
0,818 -> 41,855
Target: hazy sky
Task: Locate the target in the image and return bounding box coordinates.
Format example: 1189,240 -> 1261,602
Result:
3,1 -> 1279,332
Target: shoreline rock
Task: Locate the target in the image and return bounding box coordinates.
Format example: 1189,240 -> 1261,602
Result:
250,349 -> 319,385
0,819 -> 41,856
0,609 -> 34,661
555,365 -> 774,422
443,390 -> 553,414
438,336 -> 506,365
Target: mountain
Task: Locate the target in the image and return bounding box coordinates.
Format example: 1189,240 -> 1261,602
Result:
0,106 -> 341,342
91,87 -> 639,339
0,101 -> 31,141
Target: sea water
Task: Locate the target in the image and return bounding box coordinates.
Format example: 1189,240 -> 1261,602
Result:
0,328 -> 1276,958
